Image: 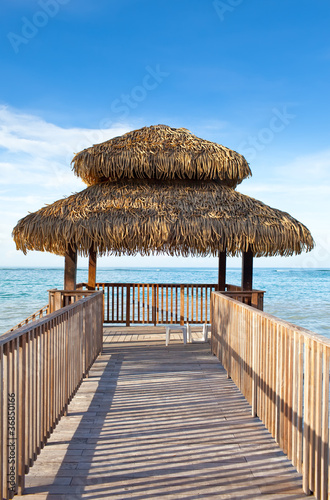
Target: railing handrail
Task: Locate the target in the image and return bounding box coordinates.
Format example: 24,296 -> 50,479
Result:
80,281 -> 265,292
0,292 -> 103,346
3,304 -> 50,335
0,291 -> 103,497
211,291 -> 330,499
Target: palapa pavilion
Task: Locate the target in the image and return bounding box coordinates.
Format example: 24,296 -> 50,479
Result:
13,124 -> 314,294
5,127 -> 330,500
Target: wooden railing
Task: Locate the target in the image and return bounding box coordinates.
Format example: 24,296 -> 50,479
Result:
211,291 -> 330,500
0,292 -> 103,498
77,283 -> 265,325
5,305 -> 50,333
48,289 -> 98,313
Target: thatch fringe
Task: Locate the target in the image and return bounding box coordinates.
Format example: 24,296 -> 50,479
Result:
71,125 -> 252,187
12,180 -> 314,258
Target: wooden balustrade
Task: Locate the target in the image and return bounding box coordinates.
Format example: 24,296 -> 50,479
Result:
5,305 -> 50,334
211,291 -> 330,500
77,283 -> 264,325
0,292 -> 103,498
48,289 -> 97,313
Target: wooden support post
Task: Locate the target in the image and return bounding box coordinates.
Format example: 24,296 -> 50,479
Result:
242,247 -> 253,291
218,250 -> 226,291
64,247 -> 77,290
88,248 -> 97,289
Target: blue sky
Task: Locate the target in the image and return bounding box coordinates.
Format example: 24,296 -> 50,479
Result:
0,0 -> 329,269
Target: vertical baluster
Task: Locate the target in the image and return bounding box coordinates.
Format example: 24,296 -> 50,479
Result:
170,285 -> 173,324
309,340 -> 316,492
297,336 -> 304,473
165,286 -> 169,324
314,341 -> 323,499
17,334 -> 26,495
175,286 -> 178,324
292,331 -> 299,466
320,345 -> 329,500
132,285 -> 136,324
139,284 -> 141,324
156,285 -> 159,325
287,330 -> 293,461
0,344 -> 6,499
303,338 -> 311,494
180,285 -> 184,326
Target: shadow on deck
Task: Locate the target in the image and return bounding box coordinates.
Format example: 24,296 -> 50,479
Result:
22,326 -> 312,499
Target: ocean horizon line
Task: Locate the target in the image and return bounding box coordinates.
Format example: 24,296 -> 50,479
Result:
1,266 -> 330,271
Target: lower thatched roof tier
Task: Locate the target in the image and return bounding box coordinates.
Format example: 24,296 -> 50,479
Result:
71,125 -> 251,188
12,180 -> 314,258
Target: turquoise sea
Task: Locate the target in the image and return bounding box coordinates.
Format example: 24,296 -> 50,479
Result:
0,267 -> 329,337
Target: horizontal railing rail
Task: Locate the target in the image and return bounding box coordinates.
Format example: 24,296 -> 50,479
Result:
77,282 -> 265,325
211,291 -> 330,500
0,291 -> 103,498
4,305 -> 50,334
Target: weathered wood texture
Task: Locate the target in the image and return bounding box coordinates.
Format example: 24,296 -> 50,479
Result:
64,248 -> 77,290
48,289 -> 97,313
21,327 -> 310,499
77,282 -> 265,325
0,292 -> 103,499
87,248 -> 97,290
211,291 -> 330,500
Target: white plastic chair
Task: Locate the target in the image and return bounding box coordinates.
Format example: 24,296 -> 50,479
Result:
186,323 -> 211,343
165,325 -> 187,346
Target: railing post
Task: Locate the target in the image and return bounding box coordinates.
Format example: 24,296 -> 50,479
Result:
126,285 -> 131,327
152,285 -> 156,326
180,285 -> 184,325
251,314 -> 258,417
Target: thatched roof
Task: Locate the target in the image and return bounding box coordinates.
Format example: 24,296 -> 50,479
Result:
71,125 -> 252,188
12,180 -> 314,258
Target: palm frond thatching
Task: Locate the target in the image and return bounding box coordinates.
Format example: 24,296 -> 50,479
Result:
12,180 -> 314,258
71,125 -> 252,188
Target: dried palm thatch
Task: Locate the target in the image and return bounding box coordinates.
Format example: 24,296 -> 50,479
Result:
13,180 -> 314,258
71,125 -> 252,188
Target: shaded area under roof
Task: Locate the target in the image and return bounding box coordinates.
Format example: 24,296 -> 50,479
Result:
71,124 -> 252,188
12,180 -> 314,259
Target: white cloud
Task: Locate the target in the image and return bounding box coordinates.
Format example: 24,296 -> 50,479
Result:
275,149 -> 330,181
0,106 -> 133,266
0,105 -> 129,161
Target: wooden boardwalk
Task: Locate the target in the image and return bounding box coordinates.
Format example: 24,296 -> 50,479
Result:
22,326 -> 312,499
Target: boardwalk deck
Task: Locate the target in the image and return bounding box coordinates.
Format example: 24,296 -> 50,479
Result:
22,326 -> 313,499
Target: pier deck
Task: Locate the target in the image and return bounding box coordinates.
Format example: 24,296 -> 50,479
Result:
22,326 -> 312,499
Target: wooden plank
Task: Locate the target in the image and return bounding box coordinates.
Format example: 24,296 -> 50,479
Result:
287,330 -> 293,461
292,330 -> 299,467
17,335 -> 26,494
321,345 -> 329,500
126,285 -> 130,327
297,336 -> 304,473
314,341 -> 323,499
303,338 -> 311,494
180,285 -> 184,326
87,248 -> 97,289
309,339 -> 316,492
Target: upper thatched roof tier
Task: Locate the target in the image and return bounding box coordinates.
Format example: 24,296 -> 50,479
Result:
13,180 -> 314,258
71,125 -> 251,187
